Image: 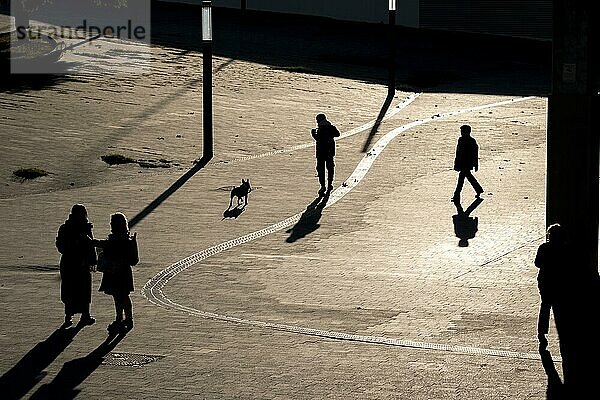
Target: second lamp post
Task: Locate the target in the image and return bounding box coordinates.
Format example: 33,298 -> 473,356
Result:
202,1 -> 213,160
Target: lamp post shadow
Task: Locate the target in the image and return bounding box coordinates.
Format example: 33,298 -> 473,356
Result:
128,156 -> 210,228
361,89 -> 395,153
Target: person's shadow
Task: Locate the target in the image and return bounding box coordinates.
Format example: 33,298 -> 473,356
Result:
452,197 -> 483,247
550,268 -> 600,398
29,332 -> 126,399
286,191 -> 331,243
0,325 -> 83,400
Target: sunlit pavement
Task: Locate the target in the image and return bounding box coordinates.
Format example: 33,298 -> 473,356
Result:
0,29 -> 557,399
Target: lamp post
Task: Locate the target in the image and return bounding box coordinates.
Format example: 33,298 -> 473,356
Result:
202,1 -> 213,160
388,0 -> 396,95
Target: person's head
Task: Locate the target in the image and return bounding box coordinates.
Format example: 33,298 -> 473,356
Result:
110,212 -> 129,235
70,204 -> 88,222
316,113 -> 327,123
460,124 -> 471,137
546,223 -> 564,244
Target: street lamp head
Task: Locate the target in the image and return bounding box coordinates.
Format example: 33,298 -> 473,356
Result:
202,1 -> 213,42
389,0 -> 396,11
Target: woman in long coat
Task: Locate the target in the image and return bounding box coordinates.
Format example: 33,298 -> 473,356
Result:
95,212 -> 139,334
56,204 -> 97,327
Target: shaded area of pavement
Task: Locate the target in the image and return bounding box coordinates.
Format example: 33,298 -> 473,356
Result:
0,2 -> 551,96
151,2 -> 552,96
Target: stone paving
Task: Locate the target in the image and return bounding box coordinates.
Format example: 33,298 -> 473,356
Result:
0,15 -> 563,400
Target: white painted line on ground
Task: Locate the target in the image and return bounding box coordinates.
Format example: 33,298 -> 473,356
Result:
143,95 -> 555,362
221,92 -> 421,164
240,253 -> 323,260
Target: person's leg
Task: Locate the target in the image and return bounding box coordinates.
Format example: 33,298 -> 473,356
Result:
316,158 -> 326,192
64,303 -> 74,326
538,298 -> 551,350
123,295 -> 133,331
465,171 -> 483,195
113,295 -> 123,322
326,158 -> 335,190
453,171 -> 466,199
108,295 -> 123,333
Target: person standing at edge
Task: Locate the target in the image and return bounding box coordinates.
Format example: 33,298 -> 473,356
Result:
311,113 -> 341,195
56,204 -> 97,327
95,213 -> 139,334
534,223 -> 565,351
452,124 -> 483,202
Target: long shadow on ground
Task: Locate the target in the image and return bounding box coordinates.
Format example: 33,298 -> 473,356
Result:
29,332 -> 126,400
0,325 -> 83,400
286,191 -> 331,243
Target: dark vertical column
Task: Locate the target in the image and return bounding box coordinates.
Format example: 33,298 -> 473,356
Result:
546,1 -> 599,393
203,43 -> 213,160
547,0 -> 598,272
241,0 -> 247,11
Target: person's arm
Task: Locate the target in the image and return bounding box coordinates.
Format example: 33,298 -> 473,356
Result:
55,226 -> 66,254
311,128 -> 318,141
453,141 -> 461,171
129,233 -> 139,266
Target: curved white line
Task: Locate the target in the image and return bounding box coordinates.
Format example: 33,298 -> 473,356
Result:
143,95 -> 553,362
220,92 -> 421,164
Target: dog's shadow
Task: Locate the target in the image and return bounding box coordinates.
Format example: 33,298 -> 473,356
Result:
223,205 -> 246,219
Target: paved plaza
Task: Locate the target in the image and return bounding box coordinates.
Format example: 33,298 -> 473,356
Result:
0,9 -> 578,400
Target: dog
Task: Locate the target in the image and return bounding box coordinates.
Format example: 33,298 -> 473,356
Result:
229,179 -> 251,209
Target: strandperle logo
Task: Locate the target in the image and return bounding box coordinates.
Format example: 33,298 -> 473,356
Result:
10,0 -> 151,74
16,19 -> 148,41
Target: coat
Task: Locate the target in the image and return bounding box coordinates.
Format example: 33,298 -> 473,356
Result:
453,135 -> 479,171
534,241 -> 565,301
312,120 -> 340,160
97,233 -> 139,296
56,218 -> 96,312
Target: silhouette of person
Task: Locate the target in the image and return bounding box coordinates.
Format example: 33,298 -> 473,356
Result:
94,213 -> 139,334
534,223 -> 565,351
452,124 -> 483,201
55,204 -> 97,327
311,113 -> 340,195
533,224 -> 600,396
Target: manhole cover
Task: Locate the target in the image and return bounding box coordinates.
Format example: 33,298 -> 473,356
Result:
103,352 -> 164,367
